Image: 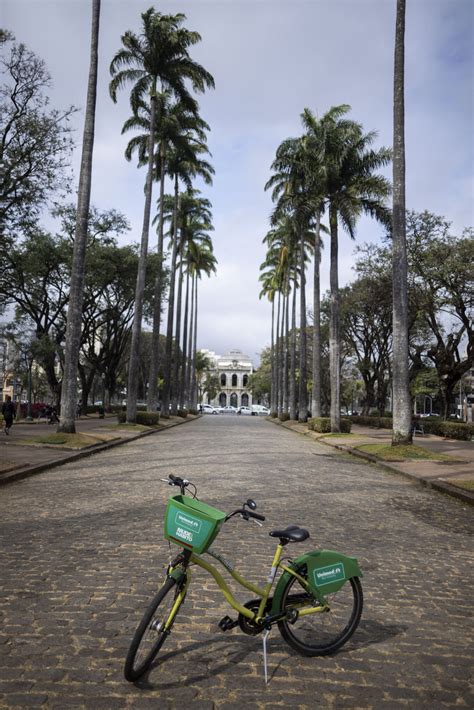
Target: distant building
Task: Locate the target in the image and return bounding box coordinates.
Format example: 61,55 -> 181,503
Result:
201,349 -> 253,408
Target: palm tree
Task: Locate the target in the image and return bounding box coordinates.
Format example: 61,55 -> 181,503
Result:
392,0 -> 412,444
123,95 -> 212,412
161,149 -> 213,416
188,244 -> 217,409
58,0 -> 101,434
322,108 -> 391,431
109,8 -> 214,423
266,138 -> 315,422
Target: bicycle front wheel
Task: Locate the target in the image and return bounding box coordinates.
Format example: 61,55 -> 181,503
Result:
124,576 -> 186,682
278,573 -> 363,656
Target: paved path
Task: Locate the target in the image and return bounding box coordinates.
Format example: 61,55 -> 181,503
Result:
0,416 -> 472,708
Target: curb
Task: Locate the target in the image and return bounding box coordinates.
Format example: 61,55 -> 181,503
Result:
267,417 -> 474,506
0,416 -> 199,487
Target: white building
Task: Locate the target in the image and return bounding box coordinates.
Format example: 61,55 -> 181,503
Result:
201,349 -> 254,408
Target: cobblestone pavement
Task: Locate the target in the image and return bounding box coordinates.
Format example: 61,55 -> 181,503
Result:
0,416 -> 473,709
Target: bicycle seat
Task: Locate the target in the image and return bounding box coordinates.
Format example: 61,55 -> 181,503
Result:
269,525 -> 310,543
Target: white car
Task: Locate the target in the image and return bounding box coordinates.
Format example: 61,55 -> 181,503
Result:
200,404 -> 220,414
237,406 -> 253,415
219,405 -> 238,414
251,405 -> 270,416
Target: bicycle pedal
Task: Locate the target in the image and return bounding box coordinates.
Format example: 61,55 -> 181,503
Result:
218,615 -> 238,631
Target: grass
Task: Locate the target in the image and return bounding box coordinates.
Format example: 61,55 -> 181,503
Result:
356,443 -> 457,462
320,432 -> 358,439
108,423 -> 151,431
450,480 -> 474,491
17,433 -> 103,449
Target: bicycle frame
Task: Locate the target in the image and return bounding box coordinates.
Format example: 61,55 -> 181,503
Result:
169,542 -> 328,626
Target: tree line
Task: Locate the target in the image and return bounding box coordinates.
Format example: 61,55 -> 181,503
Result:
0,7 -> 216,428
255,210 -> 473,420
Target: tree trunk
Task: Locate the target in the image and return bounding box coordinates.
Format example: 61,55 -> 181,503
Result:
180,267 -> 190,409
190,276 -> 199,409
329,205 -> 341,432
185,271 -> 195,408
392,0 -> 412,444
162,178 -> 180,415
147,140 -> 167,411
270,297 -> 276,415
282,271 -> 290,415
298,228 -> 308,423
58,0 -> 100,433
275,291 -> 281,415
311,212 -> 322,418
171,245 -> 184,414
125,88 -> 157,423
289,271 -> 297,420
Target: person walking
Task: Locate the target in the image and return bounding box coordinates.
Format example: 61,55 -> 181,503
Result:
2,395 -> 16,435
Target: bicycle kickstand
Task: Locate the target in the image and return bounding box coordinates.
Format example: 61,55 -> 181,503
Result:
262,628 -> 271,685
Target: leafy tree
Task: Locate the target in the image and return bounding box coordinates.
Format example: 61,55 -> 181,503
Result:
406,212 -> 473,418
0,34 -> 75,231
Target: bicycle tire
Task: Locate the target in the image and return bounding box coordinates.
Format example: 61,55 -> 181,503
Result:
124,576 -> 185,681
278,573 -> 363,656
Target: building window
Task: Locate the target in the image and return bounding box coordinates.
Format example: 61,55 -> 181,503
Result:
221,373 -> 227,386
231,373 -> 238,387
219,392 -> 227,407
243,374 -> 248,387
230,392 -> 238,408
241,393 -> 249,406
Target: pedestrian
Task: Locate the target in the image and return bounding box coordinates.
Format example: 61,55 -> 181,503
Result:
2,395 -> 16,435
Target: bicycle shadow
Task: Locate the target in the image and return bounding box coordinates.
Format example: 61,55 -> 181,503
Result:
134,635 -> 265,690
132,618 -> 406,689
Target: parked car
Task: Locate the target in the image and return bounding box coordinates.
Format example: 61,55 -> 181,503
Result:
237,406 -> 252,415
251,405 -> 270,416
200,404 -> 220,415
219,405 -> 238,414
237,406 -> 253,415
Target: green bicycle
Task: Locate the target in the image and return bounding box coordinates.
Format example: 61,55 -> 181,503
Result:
124,474 -> 363,682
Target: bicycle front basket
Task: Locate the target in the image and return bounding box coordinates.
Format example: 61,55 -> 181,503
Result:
164,495 -> 226,554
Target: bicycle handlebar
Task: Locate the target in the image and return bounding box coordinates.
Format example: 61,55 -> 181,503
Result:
162,475 -> 266,523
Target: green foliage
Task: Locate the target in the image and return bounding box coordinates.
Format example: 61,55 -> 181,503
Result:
177,409 -> 188,418
351,415 -> 393,429
308,417 -> 352,433
421,420 -> 474,441
117,411 -> 160,426
0,36 -> 76,230
279,412 -> 290,422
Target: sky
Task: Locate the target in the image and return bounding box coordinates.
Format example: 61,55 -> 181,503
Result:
2,0 -> 473,366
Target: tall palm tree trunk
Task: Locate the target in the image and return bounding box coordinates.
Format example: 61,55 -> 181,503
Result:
171,249 -> 184,414
275,291 -> 281,415
279,290 -> 286,414
190,276 -> 199,409
270,297 -> 276,414
58,0 -> 100,433
329,205 -> 341,432
298,229 -> 308,422
147,140 -> 167,411
311,212 -> 322,417
283,276 -> 290,415
180,268 -> 190,408
185,271 -> 195,407
125,87 -> 157,423
392,0 -> 412,444
289,270 -> 297,420
162,178 -> 180,415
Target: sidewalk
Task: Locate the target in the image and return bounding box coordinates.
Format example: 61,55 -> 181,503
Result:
271,419 -> 474,505
0,413 -> 197,486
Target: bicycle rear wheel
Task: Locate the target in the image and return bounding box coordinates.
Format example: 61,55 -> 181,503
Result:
124,576 -> 186,681
278,573 -> 363,656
